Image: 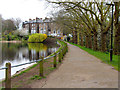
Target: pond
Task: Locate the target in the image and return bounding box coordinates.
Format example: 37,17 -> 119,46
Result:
0,42 -> 60,80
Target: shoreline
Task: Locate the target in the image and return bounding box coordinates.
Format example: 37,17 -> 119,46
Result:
0,40 -> 21,43
0,49 -> 59,82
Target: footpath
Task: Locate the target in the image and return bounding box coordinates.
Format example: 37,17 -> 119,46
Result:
32,43 -> 118,88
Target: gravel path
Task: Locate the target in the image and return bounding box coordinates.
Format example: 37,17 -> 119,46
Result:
33,43 -> 118,88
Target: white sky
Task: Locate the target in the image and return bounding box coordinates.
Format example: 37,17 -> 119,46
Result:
0,0 -> 54,21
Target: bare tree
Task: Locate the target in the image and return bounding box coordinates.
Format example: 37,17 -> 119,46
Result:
2,18 -> 16,33
14,18 -> 22,29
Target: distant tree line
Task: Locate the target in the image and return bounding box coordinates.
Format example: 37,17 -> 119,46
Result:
47,1 -> 120,55
0,15 -> 22,34
0,15 -> 28,41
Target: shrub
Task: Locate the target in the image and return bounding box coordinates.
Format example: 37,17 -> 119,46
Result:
43,34 -> 47,39
23,35 -> 29,40
28,33 -> 47,43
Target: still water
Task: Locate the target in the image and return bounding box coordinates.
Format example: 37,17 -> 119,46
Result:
0,42 -> 59,80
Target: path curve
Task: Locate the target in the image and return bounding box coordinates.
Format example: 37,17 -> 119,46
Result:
33,43 -> 118,88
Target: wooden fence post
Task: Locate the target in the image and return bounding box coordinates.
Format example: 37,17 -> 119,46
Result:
62,49 -> 64,59
5,63 -> 11,88
39,57 -> 44,77
66,45 -> 68,52
59,51 -> 61,63
61,49 -> 63,59
65,46 -> 67,54
54,53 -> 57,68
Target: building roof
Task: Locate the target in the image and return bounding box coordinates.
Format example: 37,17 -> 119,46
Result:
23,17 -> 52,24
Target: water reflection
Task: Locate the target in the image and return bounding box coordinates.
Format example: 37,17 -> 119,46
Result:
0,42 -> 59,80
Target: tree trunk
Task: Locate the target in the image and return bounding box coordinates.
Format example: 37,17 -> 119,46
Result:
85,35 -> 89,48
80,33 -> 84,46
93,31 -> 98,51
73,31 -> 77,44
77,30 -> 80,45
37,23 -> 39,33
113,2 -> 119,55
29,23 -> 31,34
101,32 -> 107,52
88,35 -> 92,49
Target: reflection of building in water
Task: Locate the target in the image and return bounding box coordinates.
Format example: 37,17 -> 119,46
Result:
48,48 -> 57,55
13,46 -> 58,61
29,47 -> 58,60
15,48 -> 29,60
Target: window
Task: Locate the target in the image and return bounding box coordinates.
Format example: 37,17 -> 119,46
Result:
41,27 -> 43,30
58,30 -> 60,34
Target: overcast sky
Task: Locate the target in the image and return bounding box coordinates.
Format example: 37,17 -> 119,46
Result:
0,0 -> 55,21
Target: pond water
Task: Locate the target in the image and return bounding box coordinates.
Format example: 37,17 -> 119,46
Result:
0,42 -> 59,80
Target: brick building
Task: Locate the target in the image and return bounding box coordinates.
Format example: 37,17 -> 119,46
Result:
22,17 -> 63,37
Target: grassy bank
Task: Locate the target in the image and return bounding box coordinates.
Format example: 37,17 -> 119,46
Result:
48,40 -> 67,57
68,42 -> 119,71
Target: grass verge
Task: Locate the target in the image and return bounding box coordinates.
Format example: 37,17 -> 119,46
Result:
68,42 -> 119,71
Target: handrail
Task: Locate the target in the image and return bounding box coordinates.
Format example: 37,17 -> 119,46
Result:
0,41 -> 65,70
0,52 -> 58,70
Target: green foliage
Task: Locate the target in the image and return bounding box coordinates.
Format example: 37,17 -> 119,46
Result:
28,33 -> 47,43
2,33 -> 29,41
30,75 -> 46,80
48,40 -> 66,57
22,35 -> 29,40
47,67 -> 56,71
12,64 -> 38,78
68,42 -> 119,71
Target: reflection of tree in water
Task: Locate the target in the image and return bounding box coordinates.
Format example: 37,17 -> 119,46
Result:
28,43 -> 59,60
2,43 -> 28,62
28,43 -> 47,52
28,43 -> 48,60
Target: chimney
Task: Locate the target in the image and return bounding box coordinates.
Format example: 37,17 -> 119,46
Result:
29,18 -> 32,21
36,17 -> 39,20
45,17 -> 48,20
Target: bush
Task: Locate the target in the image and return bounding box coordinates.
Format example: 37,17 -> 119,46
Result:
28,33 -> 47,43
22,35 -> 29,40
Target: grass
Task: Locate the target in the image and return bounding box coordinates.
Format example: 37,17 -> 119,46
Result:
30,75 -> 46,80
48,40 -> 66,57
12,63 -> 38,78
68,42 -> 119,71
47,67 -> 56,71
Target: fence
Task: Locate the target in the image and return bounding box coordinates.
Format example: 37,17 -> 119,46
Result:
0,41 -> 68,88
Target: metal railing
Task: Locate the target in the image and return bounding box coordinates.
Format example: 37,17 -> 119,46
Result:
0,41 -> 68,88
0,53 -> 57,70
